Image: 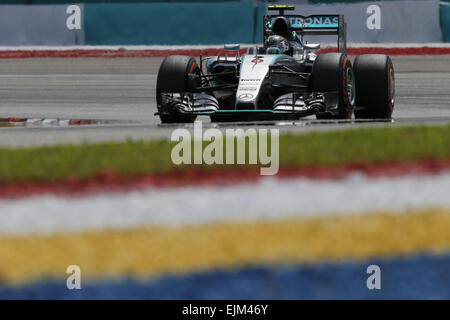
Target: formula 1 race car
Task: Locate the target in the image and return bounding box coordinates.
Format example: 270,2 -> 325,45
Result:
155,5 -> 395,123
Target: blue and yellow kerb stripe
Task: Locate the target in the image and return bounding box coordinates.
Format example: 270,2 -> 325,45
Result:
0,208 -> 449,299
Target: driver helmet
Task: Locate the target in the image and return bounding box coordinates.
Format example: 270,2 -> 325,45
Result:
264,35 -> 291,55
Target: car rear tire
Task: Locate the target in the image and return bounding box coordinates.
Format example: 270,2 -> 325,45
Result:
312,53 -> 355,119
353,54 -> 395,119
156,55 -> 199,123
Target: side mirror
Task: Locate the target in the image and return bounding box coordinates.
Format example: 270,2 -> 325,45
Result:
224,44 -> 240,51
304,43 -> 320,50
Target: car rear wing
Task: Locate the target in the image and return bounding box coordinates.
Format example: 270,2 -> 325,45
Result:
264,6 -> 347,54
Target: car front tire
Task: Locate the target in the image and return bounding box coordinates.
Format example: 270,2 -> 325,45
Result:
353,54 -> 395,119
156,55 -> 199,124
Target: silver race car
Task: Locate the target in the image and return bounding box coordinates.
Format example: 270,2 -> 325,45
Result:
155,5 -> 395,123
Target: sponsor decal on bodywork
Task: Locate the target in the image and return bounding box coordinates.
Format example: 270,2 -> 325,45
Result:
236,54 -> 281,107
269,15 -> 339,28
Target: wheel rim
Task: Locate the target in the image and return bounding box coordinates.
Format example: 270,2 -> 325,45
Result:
389,66 -> 395,106
346,67 -> 355,106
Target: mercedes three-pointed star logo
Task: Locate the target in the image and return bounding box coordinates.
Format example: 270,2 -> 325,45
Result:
239,93 -> 254,100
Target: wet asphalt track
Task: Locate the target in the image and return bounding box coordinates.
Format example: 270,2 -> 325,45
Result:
0,55 -> 449,147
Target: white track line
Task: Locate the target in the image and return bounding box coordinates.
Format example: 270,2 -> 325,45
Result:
0,173 -> 449,236
0,43 -> 449,51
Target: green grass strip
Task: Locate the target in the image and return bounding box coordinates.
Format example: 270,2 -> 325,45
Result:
0,124 -> 448,185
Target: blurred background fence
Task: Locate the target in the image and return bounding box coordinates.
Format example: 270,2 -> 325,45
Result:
0,0 -> 448,45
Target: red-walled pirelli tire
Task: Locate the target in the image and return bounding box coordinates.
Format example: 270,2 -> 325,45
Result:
312,53 -> 355,119
353,54 -> 395,119
156,55 -> 199,123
